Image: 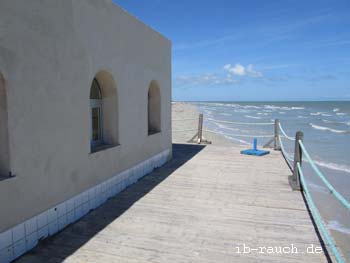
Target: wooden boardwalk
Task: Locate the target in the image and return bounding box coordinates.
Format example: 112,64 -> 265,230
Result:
17,144 -> 328,263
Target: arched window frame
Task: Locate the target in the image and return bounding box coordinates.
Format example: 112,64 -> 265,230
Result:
90,78 -> 103,147
148,80 -> 161,135
89,71 -> 119,153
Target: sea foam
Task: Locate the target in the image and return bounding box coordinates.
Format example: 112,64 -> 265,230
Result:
313,159 -> 350,174
309,123 -> 350,134
212,121 -> 239,131
310,112 -> 324,116
208,129 -> 250,145
264,105 -> 305,111
245,115 -> 262,119
322,119 -> 350,126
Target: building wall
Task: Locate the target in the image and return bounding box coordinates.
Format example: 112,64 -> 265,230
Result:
0,0 -> 171,234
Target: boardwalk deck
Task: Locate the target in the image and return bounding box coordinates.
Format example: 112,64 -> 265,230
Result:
17,144 -> 328,263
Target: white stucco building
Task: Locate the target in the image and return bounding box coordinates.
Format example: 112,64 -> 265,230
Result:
0,1 -> 172,261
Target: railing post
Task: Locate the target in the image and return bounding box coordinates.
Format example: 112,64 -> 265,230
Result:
197,114 -> 203,144
292,131 -> 303,190
274,119 -> 280,150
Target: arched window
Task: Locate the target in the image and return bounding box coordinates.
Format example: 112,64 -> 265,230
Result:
148,81 -> 161,135
0,72 -> 10,176
89,71 -> 119,152
90,78 -> 103,147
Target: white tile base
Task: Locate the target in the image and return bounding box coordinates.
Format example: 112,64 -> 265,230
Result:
0,149 -> 170,263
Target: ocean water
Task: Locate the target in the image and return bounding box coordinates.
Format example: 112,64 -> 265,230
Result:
191,101 -> 350,256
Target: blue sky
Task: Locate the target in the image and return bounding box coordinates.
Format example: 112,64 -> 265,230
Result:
113,0 -> 350,101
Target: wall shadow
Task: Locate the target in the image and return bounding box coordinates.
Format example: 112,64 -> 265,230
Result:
16,143 -> 205,262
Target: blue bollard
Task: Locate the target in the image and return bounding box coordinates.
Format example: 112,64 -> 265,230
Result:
240,138 -> 270,156
253,138 -> 257,151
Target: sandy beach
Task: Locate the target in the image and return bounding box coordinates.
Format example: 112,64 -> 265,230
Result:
172,102 -> 235,146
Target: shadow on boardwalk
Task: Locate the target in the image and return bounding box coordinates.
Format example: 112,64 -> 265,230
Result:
17,143 -> 205,263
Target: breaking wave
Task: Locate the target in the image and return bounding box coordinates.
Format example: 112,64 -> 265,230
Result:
203,109 -> 214,118
322,119 -> 350,126
310,112 -> 324,116
309,123 -> 350,134
245,115 -> 262,119
264,105 -> 305,111
212,121 -> 239,132
310,112 -> 334,117
313,159 -> 350,174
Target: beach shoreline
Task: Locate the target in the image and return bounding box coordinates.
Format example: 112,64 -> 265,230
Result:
172,102 -> 238,146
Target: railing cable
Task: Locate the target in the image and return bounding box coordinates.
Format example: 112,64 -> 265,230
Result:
299,140 -> 350,210
278,135 -> 294,163
278,123 -> 295,141
298,163 -> 345,263
172,118 -> 198,121
172,128 -> 198,133
207,118 -> 274,126
204,129 -> 273,138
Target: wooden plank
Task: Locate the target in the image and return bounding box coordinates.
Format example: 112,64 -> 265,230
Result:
18,144 -> 328,263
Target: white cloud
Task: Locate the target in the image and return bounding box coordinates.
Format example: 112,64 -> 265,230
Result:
223,64 -> 231,71
246,64 -> 263,77
224,63 -> 245,75
223,63 -> 262,78
174,63 -> 263,88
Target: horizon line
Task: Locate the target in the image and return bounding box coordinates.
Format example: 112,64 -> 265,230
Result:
172,99 -> 350,102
